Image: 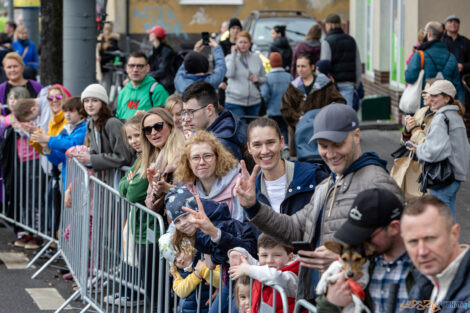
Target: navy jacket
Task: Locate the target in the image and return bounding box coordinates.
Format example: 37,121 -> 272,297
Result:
176,269 -> 210,313
403,249 -> 470,313
206,110 -> 246,160
255,161 -> 329,216
194,199 -> 258,265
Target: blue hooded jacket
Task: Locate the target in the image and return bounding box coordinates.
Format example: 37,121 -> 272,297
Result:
405,40 -> 463,102
46,120 -> 87,188
174,46 -> 227,94
255,161 -> 329,216
206,110 -> 246,160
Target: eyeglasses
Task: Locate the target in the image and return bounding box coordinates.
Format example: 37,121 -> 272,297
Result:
181,105 -> 208,119
47,94 -> 63,101
190,153 -> 215,163
143,122 -> 165,135
127,63 -> 146,69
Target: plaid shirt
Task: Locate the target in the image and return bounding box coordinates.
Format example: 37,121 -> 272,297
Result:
369,252 -> 412,313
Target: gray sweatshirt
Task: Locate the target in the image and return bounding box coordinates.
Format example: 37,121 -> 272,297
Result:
417,105 -> 470,182
225,52 -> 266,106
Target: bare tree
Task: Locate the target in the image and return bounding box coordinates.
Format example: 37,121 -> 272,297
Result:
40,0 -> 63,85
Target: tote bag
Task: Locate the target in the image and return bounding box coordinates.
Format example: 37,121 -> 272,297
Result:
399,50 -> 424,114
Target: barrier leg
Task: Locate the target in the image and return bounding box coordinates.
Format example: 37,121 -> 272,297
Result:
31,250 -> 61,279
26,240 -> 53,268
78,303 -> 92,313
54,289 -> 80,313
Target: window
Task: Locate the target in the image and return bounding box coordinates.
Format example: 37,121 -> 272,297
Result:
390,0 -> 405,87
179,0 -> 243,4
365,0 -> 374,76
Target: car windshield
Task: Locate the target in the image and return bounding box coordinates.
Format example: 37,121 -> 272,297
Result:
252,18 -> 318,46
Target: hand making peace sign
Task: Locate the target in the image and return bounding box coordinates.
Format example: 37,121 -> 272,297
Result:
233,160 -> 259,208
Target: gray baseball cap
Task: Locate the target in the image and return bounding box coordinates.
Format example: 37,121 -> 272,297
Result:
445,15 -> 460,23
309,103 -> 359,144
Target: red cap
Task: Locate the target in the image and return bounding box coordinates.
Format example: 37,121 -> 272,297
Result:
146,26 -> 167,39
51,84 -> 72,97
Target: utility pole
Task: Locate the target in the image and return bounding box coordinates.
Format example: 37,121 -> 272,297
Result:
8,0 -> 14,21
63,0 -> 96,96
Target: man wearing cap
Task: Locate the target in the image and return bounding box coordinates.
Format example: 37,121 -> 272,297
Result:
320,14 -> 361,109
401,195 -> 470,313
442,15 -> 470,109
116,51 -> 169,120
174,37 -> 227,94
235,103 -> 404,301
316,188 -> 416,313
405,21 -> 464,103
147,25 -> 178,94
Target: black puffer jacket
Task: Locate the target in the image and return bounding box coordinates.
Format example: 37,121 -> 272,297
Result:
269,37 -> 293,72
148,43 -> 176,93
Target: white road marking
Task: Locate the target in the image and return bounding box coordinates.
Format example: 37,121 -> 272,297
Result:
25,288 -> 71,310
0,252 -> 33,269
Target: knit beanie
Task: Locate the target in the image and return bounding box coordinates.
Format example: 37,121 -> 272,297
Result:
269,52 -> 282,68
51,84 -> 72,98
81,84 -> 109,105
184,51 -> 209,74
315,60 -> 331,75
228,18 -> 242,30
165,186 -> 198,221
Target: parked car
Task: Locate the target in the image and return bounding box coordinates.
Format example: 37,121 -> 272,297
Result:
243,10 -> 322,57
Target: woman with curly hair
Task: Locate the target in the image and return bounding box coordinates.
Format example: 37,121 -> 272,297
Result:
174,130 -> 244,221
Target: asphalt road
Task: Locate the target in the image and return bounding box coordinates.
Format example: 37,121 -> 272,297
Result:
0,129 -> 469,313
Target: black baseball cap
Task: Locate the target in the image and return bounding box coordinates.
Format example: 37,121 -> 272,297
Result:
309,103 -> 359,144
334,188 -> 404,245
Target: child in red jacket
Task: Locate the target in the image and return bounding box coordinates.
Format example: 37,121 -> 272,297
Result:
228,233 -> 299,313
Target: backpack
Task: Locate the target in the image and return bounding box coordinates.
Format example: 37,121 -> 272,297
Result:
294,109 -> 323,164
424,51 -> 451,79
148,81 -> 159,107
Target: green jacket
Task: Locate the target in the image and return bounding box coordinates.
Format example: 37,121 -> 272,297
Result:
315,258 -> 416,313
116,75 -> 169,120
118,160 -> 157,244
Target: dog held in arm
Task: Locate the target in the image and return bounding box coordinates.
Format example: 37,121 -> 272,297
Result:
316,241 -> 376,313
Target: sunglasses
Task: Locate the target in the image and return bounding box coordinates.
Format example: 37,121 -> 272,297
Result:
143,122 -> 165,135
47,94 -> 63,101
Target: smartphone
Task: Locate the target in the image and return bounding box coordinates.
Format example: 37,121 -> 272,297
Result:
292,241 -> 313,254
405,141 -> 414,149
157,172 -> 162,181
201,32 -> 210,45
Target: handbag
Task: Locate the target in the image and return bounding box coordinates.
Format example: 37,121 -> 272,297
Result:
390,151 -> 423,201
418,114 -> 454,192
399,50 -> 424,113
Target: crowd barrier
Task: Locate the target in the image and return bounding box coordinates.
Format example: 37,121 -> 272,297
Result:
293,299 -> 317,313
0,132 -> 312,313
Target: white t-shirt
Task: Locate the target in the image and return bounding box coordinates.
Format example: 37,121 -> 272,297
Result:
264,174 -> 286,213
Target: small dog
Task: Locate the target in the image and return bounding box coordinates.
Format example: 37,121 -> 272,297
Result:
315,241 -> 375,313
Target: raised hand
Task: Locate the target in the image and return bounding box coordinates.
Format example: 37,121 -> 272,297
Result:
228,256 -> 250,280
182,195 -> 219,239
233,160 -> 259,208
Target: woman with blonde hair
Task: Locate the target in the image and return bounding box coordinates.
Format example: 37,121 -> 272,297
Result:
12,25 -> 38,78
174,130 -> 244,221
143,106 -> 185,213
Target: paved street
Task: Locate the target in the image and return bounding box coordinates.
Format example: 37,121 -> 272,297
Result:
0,129 -> 469,313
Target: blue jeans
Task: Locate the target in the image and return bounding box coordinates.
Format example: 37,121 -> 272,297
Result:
429,181 -> 461,220
225,102 -> 261,124
337,84 -> 355,108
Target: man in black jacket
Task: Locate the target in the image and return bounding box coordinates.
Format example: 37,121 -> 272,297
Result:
442,15 -> 470,109
320,14 -> 361,109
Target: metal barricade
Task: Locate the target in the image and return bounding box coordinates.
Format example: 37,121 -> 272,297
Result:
293,299 -> 317,313
83,175 -> 166,313
0,130 -> 62,277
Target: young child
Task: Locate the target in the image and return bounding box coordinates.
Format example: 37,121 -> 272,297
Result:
159,231 -> 220,313
234,276 -> 251,313
31,96 -> 87,188
228,233 -> 299,313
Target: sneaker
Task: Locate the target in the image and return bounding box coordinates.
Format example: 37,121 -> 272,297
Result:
63,272 -> 73,280
24,236 -> 42,250
14,233 -> 32,247
104,293 -> 145,307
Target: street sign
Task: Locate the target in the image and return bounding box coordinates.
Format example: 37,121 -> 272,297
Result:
14,0 -> 40,8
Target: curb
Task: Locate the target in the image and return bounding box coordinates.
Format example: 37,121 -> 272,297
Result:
359,122 -> 402,131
